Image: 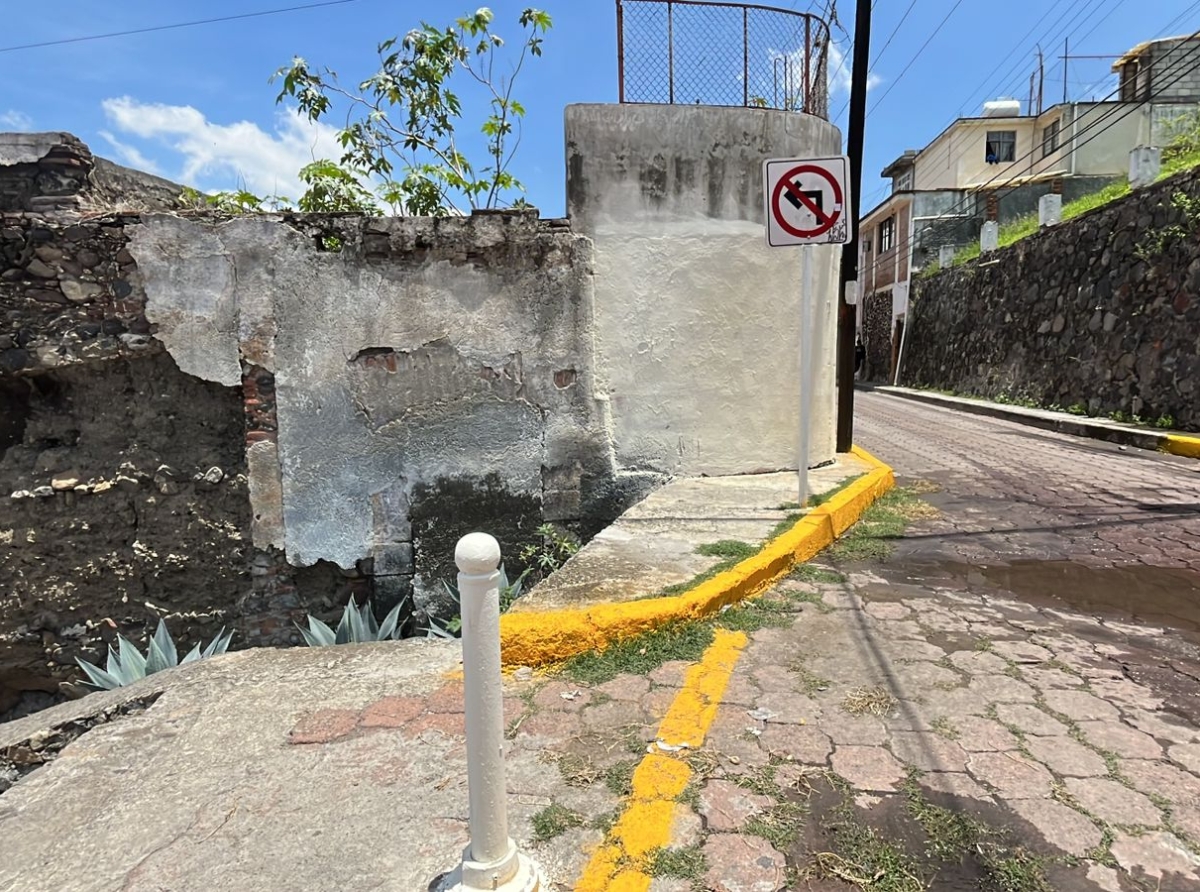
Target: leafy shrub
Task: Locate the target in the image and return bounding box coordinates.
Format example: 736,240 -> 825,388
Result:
76,620 -> 233,690
296,596 -> 408,647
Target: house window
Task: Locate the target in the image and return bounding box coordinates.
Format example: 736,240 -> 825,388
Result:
878,216 -> 895,253
895,170 -> 913,192
985,131 -> 1016,164
1041,119 -> 1060,157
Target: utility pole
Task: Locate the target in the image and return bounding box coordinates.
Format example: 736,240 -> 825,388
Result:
835,0 -> 872,452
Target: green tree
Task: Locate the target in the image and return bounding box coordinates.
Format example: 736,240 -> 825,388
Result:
273,7 -> 552,216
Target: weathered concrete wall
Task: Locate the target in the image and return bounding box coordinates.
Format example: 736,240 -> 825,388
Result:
904,166 -> 1200,430
127,211 -> 617,619
566,104 -> 842,475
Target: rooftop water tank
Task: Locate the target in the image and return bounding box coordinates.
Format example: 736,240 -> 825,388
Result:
982,99 -> 1022,118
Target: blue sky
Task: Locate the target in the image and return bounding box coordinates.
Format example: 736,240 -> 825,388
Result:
2,0 -> 1196,216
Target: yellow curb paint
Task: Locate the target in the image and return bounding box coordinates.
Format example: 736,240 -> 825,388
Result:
575,629 -> 748,892
498,446 -> 896,668
1163,435 -> 1200,459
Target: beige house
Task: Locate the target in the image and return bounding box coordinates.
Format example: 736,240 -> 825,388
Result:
856,33 -> 1200,383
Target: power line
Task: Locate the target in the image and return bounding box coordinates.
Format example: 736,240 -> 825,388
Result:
860,26 -> 1200,282
0,0 -> 361,54
868,0 -> 917,74
856,0 -> 969,121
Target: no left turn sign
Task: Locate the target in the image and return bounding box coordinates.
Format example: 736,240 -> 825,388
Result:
763,155 -> 852,247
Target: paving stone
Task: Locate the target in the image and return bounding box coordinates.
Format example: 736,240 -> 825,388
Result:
532,680 -> 593,712
594,674 -> 652,702
1169,743 -> 1200,774
1076,721 -> 1163,760
889,731 -> 970,772
892,660 -> 962,691
358,696 -> 425,729
1110,831 -> 1200,882
864,601 -> 912,620
821,712 -> 889,745
1065,777 -> 1163,826
1085,864 -> 1124,892
1125,709 -> 1200,745
701,833 -> 786,892
1020,667 -> 1086,690
758,724 -> 832,765
287,708 -> 359,745
649,660 -> 692,688
721,672 -> 761,706
1008,799 -> 1103,856
1040,689 -> 1121,722
650,878 -> 692,892
426,681 -> 466,713
993,703 -> 1069,737
581,700 -> 649,731
753,691 -> 822,724
956,716 -> 1020,752
1024,735 -> 1108,777
831,745 -> 906,792
1120,759 -> 1200,808
1171,804 -> 1200,844
966,675 -> 1037,703
699,779 -> 773,832
916,771 -> 994,802
967,752 -> 1053,798
752,664 -> 800,693
991,640 -> 1054,664
514,710 -> 583,742
1086,676 -> 1164,712
641,687 -> 677,721
948,651 -> 1010,675
399,711 -> 467,740
881,640 -> 949,662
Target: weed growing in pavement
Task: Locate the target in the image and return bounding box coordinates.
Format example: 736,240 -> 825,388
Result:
645,845 -> 706,881
551,751 -> 602,787
746,798 -> 808,849
929,716 -> 960,740
603,759 -> 637,797
789,656 -> 832,695
827,486 -> 937,562
561,621 -> 714,685
790,564 -> 847,584
530,802 -> 584,842
590,810 -> 618,834
841,686 -> 898,717
695,540 -> 758,560
811,801 -> 926,892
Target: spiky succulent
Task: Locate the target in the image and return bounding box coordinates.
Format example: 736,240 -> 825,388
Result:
296,596 -> 408,647
76,620 -> 234,690
427,564 -> 528,639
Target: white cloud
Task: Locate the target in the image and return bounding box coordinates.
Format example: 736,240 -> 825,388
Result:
97,130 -> 162,175
827,41 -> 884,97
0,110 -> 33,130
100,97 -> 342,200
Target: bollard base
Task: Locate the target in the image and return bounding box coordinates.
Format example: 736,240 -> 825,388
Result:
431,849 -> 541,892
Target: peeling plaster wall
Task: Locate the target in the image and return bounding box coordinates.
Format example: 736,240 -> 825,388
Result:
566,104 -> 843,476
128,212 -> 612,613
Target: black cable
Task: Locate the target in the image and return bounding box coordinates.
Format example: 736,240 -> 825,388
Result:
0,0 -> 361,54
859,26 -> 1200,282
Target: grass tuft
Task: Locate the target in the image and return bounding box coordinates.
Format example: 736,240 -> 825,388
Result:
561,621 -> 714,685
646,845 -> 707,880
531,802 -> 584,842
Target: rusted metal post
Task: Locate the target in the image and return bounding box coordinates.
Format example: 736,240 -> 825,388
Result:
668,1 -> 675,104
803,16 -> 812,113
616,0 -> 625,103
743,7 -> 750,107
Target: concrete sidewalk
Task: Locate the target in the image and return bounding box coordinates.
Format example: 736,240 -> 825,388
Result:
0,458 -> 876,891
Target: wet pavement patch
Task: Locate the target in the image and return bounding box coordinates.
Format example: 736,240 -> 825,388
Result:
789,773 -> 1055,891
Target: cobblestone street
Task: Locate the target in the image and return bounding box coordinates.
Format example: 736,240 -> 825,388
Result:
514,394 -> 1200,890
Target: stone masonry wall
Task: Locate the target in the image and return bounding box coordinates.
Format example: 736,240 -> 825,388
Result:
861,289 -> 893,383
904,166 -> 1200,431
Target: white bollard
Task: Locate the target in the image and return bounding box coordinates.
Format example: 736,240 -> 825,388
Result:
437,533 -> 540,892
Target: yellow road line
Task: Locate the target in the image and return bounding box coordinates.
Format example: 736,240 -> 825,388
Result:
574,628 -> 749,892
500,447 -> 895,668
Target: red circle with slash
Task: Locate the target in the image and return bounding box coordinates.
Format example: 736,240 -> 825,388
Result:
771,165 -> 844,239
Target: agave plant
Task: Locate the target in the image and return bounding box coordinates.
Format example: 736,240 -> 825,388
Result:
296,596 -> 409,647
76,620 -> 234,690
427,564 -> 530,639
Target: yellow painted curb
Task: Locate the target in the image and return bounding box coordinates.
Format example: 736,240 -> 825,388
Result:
1163,434 -> 1200,459
575,629 -> 749,892
498,446 -> 895,668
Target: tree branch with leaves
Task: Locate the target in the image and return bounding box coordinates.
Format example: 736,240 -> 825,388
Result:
272,7 -> 552,216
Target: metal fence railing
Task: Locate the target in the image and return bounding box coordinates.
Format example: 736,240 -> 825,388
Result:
616,0 -> 831,118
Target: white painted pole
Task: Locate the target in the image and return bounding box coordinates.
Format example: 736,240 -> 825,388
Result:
798,245 -> 814,508
440,533 -> 540,892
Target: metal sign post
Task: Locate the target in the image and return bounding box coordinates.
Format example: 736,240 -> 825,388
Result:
763,155 -> 853,507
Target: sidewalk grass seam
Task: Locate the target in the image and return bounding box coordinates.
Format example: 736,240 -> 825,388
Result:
497,446 -> 896,669
574,628 -> 748,892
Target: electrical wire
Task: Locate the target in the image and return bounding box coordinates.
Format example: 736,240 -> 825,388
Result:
867,0 -> 917,75
0,0 -> 361,54
858,26 -> 1200,282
